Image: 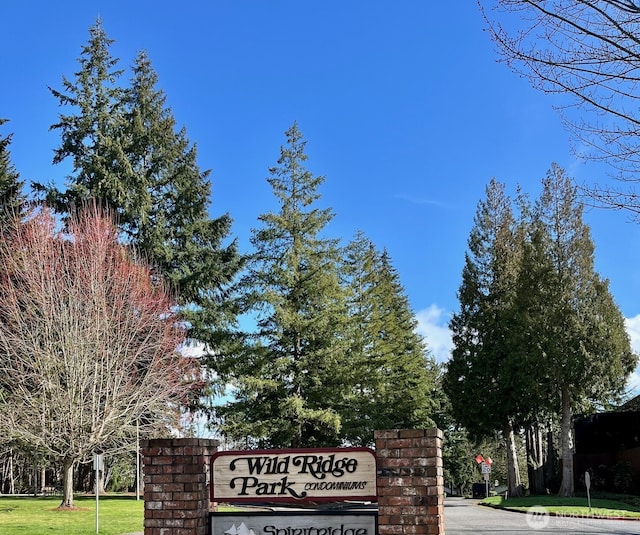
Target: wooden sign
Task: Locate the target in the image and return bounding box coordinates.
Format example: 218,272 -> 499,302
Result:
211,510 -> 377,535
211,448 -> 377,503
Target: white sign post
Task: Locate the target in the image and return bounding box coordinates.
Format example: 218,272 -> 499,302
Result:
94,453 -> 103,534
585,471 -> 592,512
481,462 -> 491,497
475,454 -> 494,498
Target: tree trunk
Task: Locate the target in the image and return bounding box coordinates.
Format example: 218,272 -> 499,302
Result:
545,428 -> 558,493
1,457 -> 5,494
32,465 -> 38,497
9,449 -> 16,494
60,458 -> 75,508
526,422 -> 546,495
97,469 -> 105,495
40,466 -> 46,495
8,449 -> 15,494
505,419 -> 523,497
558,386 -> 575,497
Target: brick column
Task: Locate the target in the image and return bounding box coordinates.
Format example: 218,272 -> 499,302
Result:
375,428 -> 445,535
140,438 -> 219,535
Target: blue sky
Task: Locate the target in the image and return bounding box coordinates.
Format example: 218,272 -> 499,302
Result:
3,2 -> 640,391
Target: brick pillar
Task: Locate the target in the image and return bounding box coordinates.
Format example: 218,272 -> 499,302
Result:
375,428 -> 445,535
140,438 -> 219,535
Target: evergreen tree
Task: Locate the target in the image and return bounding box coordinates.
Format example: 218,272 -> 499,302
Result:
375,250 -> 436,424
0,119 -> 26,469
341,231 -> 436,444
340,231 -> 381,444
525,164 -> 636,496
512,190 -> 560,495
215,123 -> 349,448
43,23 -> 243,415
41,20 -> 131,218
444,178 -> 536,497
0,119 -> 26,229
123,51 -> 242,375
431,372 -> 476,497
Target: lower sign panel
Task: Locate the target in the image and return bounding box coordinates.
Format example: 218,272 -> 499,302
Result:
211,511 -> 377,535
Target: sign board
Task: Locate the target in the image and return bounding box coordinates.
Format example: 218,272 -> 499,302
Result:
211,448 -> 377,503
211,511 -> 377,535
481,462 -> 491,475
93,453 -> 103,471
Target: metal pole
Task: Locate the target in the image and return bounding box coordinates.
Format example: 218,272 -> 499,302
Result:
136,420 -> 140,501
95,455 -> 99,534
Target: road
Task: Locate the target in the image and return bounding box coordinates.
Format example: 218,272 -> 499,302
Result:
445,497 -> 640,534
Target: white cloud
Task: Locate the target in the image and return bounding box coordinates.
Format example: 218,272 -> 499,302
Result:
416,304 -> 453,363
625,315 -> 640,397
179,340 -> 207,358
393,193 -> 449,208
625,315 -> 640,355
626,370 -> 640,398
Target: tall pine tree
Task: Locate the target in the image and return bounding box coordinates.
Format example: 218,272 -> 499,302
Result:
526,164 -> 636,496
43,22 -> 243,416
0,119 -> 26,229
123,51 -> 242,376
341,231 -> 436,445
0,118 -> 26,460
215,123 -> 349,448
444,178 -> 537,497
41,19 -> 131,218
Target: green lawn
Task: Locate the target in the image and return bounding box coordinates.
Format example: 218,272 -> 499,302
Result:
482,494 -> 640,519
0,495 -> 143,535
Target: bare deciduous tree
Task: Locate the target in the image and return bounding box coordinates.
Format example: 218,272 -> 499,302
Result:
0,207 -> 199,507
479,0 -> 640,215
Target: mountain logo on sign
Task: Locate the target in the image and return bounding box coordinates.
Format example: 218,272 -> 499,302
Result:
224,522 -> 256,535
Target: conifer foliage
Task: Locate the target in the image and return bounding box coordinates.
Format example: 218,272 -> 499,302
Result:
479,0 -> 640,211
41,21 -> 242,395
341,231 -> 436,444
216,123 -> 348,448
444,178 -> 531,497
214,125 -> 437,448
445,167 -> 636,497
122,51 -> 242,366
1,21 -> 439,459
0,119 -> 26,229
43,20 -> 129,217
528,164 -> 636,496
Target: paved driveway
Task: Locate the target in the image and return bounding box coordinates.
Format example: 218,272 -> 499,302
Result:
445,497 -> 640,534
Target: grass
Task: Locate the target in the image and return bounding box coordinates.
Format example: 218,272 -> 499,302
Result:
482,493 -> 640,519
0,495 -> 143,535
